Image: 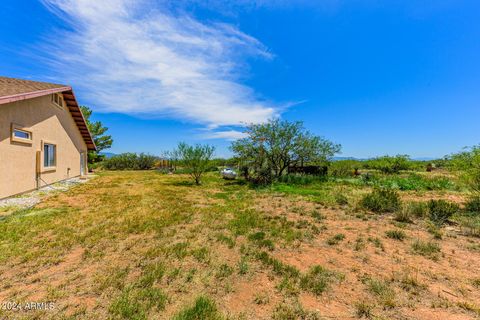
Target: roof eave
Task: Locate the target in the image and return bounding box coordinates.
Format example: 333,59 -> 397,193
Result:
62,89 -> 97,151
0,86 -> 72,105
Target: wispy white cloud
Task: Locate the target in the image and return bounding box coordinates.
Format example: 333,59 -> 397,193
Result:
40,0 -> 279,137
199,129 -> 248,140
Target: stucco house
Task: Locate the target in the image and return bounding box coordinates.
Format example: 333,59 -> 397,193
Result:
0,76 -> 96,199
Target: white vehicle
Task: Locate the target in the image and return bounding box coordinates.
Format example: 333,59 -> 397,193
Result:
221,168 -> 237,180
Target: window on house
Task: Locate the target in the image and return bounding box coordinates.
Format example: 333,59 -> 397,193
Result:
52,93 -> 64,108
44,143 -> 56,168
10,124 -> 33,144
13,129 -> 31,140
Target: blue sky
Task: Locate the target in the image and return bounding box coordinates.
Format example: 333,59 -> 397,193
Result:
1,0 -> 479,158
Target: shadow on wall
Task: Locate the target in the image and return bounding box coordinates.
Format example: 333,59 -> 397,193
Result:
0,95 -> 86,152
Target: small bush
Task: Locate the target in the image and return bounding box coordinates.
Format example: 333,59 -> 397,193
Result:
426,222 -> 444,239
411,239 -> 441,259
465,196 -> 480,214
360,189 -> 401,213
335,193 -> 349,206
394,206 -> 412,223
366,278 -> 396,308
272,301 -> 321,320
300,265 -> 341,296
405,202 -> 428,218
248,232 -> 275,251
428,200 -> 459,226
385,229 -> 406,241
355,301 -> 374,318
216,264 -> 233,279
472,278 -> 480,288
326,233 -> 345,245
311,210 -> 325,222
456,214 -> 480,237
103,153 -> 156,170
237,257 -> 249,275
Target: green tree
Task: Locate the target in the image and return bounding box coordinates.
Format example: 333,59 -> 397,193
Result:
80,106 -> 113,163
449,144 -> 480,193
231,119 -> 341,183
176,143 -> 215,185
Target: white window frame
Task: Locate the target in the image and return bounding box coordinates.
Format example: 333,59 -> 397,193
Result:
42,140 -> 57,172
10,123 -> 33,145
52,93 -> 64,109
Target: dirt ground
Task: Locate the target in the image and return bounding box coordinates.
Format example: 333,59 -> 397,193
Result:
0,171 -> 479,319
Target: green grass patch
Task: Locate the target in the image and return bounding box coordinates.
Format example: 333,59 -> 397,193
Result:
300,265 -> 343,296
173,296 -> 223,320
411,239 -> 441,260
385,229 -> 406,241
326,233 -> 345,245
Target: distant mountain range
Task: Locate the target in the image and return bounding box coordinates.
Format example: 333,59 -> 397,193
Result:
99,152 -> 117,159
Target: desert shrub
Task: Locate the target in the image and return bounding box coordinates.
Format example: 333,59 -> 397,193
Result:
326,233 -> 345,245
385,229 -> 406,241
456,214 -> 480,237
405,201 -> 428,218
360,172 -> 379,185
272,301 -> 321,320
360,189 -> 401,213
365,155 -> 411,174
425,222 -> 444,239
411,239 -> 441,259
394,207 -> 412,223
103,153 -> 156,170
395,202 -> 427,222
465,196 -> 480,214
472,278 -> 480,288
335,193 -> 349,206
355,301 -> 374,318
427,200 -> 459,226
300,265 -> 340,296
366,278 -> 396,308
329,160 -> 360,178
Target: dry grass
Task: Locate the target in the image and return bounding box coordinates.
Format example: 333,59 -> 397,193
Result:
0,171 -> 479,319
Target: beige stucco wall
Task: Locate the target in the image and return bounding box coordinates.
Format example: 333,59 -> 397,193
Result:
0,94 -> 88,199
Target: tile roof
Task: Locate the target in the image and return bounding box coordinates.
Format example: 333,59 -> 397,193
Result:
0,76 -> 68,97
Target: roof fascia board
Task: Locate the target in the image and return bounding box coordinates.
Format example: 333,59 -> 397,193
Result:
0,86 -> 72,105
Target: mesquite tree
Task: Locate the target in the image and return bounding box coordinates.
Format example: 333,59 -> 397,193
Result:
231,119 -> 341,183
176,143 -> 215,185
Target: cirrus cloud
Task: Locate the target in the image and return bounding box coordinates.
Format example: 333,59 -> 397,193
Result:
40,0 -> 279,137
